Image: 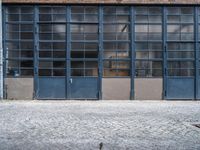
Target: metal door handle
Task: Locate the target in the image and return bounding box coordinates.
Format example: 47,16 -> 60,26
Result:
70,78 -> 73,84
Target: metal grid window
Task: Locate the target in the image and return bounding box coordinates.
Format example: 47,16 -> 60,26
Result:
70,6 -> 98,77
166,7 -> 195,76
38,6 -> 66,76
103,6 -> 130,77
135,7 -> 163,77
3,5 -> 198,79
5,6 -> 34,77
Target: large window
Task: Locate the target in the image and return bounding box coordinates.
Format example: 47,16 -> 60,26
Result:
166,7 -> 194,77
70,6 -> 98,77
5,6 -> 34,77
4,5 -> 198,79
38,6 -> 66,77
103,6 -> 130,77
135,7 -> 163,77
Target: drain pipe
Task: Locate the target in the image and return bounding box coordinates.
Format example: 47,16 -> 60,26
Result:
0,0 -> 3,100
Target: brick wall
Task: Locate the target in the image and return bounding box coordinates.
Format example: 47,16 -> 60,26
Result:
2,0 -> 200,4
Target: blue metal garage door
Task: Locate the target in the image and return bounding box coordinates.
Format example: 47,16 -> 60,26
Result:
36,6 -> 99,100
69,6 -> 99,99
165,7 -> 195,99
36,6 -> 67,99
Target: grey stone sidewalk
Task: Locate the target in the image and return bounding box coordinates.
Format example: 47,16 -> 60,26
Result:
0,100 -> 200,150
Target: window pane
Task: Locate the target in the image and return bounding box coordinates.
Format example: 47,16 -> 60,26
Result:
149,7 -> 162,14
181,7 -> 193,14
167,7 -> 180,15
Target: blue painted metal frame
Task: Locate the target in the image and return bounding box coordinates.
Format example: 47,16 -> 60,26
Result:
2,6 -> 6,99
66,5 -> 71,99
98,5 -> 103,100
130,6 -> 135,100
34,6 -> 39,99
163,6 -> 167,99
195,6 -> 199,100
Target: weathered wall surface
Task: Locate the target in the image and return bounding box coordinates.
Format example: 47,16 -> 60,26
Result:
5,78 -> 34,100
2,0 -> 200,4
134,78 -> 163,100
102,78 -> 130,100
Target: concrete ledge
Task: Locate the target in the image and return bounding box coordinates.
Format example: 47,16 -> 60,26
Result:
135,78 -> 163,100
5,78 -> 34,100
102,78 -> 130,100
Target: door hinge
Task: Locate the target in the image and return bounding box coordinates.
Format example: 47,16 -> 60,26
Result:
164,68 -> 167,75
164,45 -> 167,52
34,68 -> 38,75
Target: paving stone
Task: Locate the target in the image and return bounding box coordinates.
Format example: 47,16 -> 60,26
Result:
0,100 -> 200,150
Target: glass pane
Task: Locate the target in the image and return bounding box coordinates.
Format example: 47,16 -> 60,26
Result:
21,51 -> 34,58
135,7 -> 148,14
7,7 -> 20,14
39,51 -> 52,58
149,15 -> 162,23
39,7 -> 51,14
52,14 -> 66,22
71,51 -> 84,58
136,52 -> 149,59
149,7 -> 162,14
39,69 -> 52,76
168,69 -> 194,76
21,14 -> 33,21
39,61 -> 53,68
39,14 -> 51,21
168,61 -> 194,69
181,7 -> 193,14
71,61 -> 84,68
135,15 -> 148,23
71,69 -> 84,76
167,15 -> 180,23
21,69 -> 33,76
85,6 -> 98,14
168,51 -> 194,58
167,7 -> 180,15
7,14 -> 19,21
21,25 -> 33,31
53,51 -> 65,58
21,60 -> 33,68
181,15 -> 194,23
53,61 -> 65,68
52,7 -> 66,14
85,51 -> 98,58
53,69 -> 65,76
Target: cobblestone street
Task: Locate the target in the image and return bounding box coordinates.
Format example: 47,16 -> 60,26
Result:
0,100 -> 200,150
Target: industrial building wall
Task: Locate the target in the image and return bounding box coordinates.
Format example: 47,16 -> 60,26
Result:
102,78 -> 131,100
5,78 -> 34,100
2,5 -> 200,100
135,78 -> 163,100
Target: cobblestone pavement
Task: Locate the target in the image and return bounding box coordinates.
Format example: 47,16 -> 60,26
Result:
1,100 -> 200,150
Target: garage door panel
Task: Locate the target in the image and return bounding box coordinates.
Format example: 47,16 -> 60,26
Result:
70,77 -> 98,99
37,77 -> 66,99
167,78 -> 194,99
